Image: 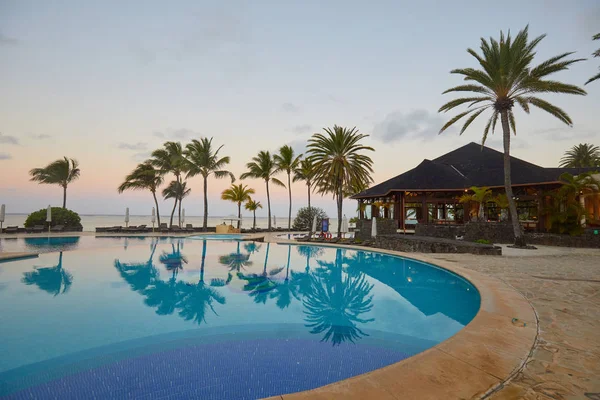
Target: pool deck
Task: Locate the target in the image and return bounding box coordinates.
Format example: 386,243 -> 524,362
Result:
0,252 -> 38,262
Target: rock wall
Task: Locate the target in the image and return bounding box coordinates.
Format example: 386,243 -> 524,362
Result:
415,224 -> 466,240
374,234 -> 502,255
355,219 -> 397,240
463,222 -> 514,243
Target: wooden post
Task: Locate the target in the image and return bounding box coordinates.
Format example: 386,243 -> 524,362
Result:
421,196 -> 427,224
400,192 -> 406,231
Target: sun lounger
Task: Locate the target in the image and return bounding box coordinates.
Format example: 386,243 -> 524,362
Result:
4,226 -> 19,234
170,225 -> 182,233
50,225 -> 65,233
32,225 -> 45,233
185,224 -> 195,233
106,226 -> 122,233
137,225 -> 147,233
159,223 -> 169,233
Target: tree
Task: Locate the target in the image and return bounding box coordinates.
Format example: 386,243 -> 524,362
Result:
439,26 -> 586,247
149,142 -> 186,226
244,199 -> 262,230
308,126 -> 374,237
162,180 -> 191,227
586,33 -> 600,85
274,145 -> 302,230
292,206 -> 328,231
29,157 -> 80,208
118,162 -> 164,226
184,138 -> 234,231
293,158 -> 315,212
459,186 -> 493,221
221,183 -> 255,229
240,151 -> 285,231
559,143 -> 600,168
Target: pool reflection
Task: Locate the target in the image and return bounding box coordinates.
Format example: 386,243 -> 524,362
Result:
22,252 -> 73,296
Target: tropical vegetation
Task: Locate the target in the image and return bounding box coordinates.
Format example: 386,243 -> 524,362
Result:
244,199 -> 262,230
221,183 -> 255,229
29,157 -> 80,209
459,186 -> 492,221
586,33 -> 600,85
292,206 -> 328,231
118,162 -> 164,226
150,142 -> 186,226
24,207 -> 82,229
274,145 -> 302,230
293,158 -> 315,212
162,180 -> 191,227
439,25 -> 586,247
559,143 -> 600,168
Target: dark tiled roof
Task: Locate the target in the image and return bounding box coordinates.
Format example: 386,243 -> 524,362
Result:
353,142 -> 596,199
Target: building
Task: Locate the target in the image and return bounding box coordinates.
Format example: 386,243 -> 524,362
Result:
351,142 -> 600,232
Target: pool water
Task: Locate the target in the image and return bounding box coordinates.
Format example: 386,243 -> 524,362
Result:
0,238 -> 480,399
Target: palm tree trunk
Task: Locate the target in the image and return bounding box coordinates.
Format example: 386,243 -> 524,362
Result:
263,242 -> 270,275
169,198 -> 177,227
287,172 -> 292,230
178,198 -> 182,228
501,111 -> 526,247
152,190 -> 161,227
62,185 -> 67,209
337,184 -> 343,237
307,182 -> 311,211
203,175 -> 208,232
200,240 -> 207,283
253,210 -> 256,230
266,179 -> 272,231
237,202 -> 241,229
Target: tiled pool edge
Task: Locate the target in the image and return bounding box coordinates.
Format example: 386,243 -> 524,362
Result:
0,252 -> 38,263
268,239 -> 538,400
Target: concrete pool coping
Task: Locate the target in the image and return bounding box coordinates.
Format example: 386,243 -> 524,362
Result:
266,239 -> 538,400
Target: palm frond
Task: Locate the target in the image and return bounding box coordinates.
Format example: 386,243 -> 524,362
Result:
527,97 -> 573,126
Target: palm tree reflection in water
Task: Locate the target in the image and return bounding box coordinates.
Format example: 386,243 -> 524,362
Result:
237,243 -> 283,304
218,241 -> 253,285
22,252 -> 72,296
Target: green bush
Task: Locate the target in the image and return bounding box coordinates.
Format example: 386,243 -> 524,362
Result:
349,216 -> 359,224
24,208 -> 82,229
474,239 -> 491,245
292,207 -> 328,231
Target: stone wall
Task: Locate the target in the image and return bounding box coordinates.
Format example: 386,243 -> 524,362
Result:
526,231 -> 600,248
355,218 -> 397,240
415,224 -> 465,240
463,222 -> 514,243
374,234 -> 502,255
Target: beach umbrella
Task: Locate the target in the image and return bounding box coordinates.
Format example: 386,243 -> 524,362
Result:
341,215 -> 349,239
0,204 -> 5,231
125,207 -> 130,228
182,208 -> 185,225
46,205 -> 52,233
371,217 -> 377,238
311,215 -> 317,236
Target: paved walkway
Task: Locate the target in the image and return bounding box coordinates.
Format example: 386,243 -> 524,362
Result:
428,245 -> 600,399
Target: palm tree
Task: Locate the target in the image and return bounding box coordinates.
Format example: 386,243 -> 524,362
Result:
184,138 -> 235,231
150,142 -> 186,225
162,180 -> 191,227
21,252 -> 72,296
559,143 -> 600,168
244,199 -> 262,230
240,151 -> 285,231
221,183 -> 255,229
29,157 -> 80,208
118,162 -> 164,226
274,145 -> 302,230
308,126 -> 374,237
459,186 -> 493,221
586,33 -> 600,85
439,26 -> 586,247
293,158 -> 315,212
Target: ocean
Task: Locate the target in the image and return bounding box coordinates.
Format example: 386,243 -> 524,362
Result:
1,214 -> 340,232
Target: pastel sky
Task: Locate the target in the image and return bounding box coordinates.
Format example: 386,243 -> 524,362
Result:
1,0 -> 599,217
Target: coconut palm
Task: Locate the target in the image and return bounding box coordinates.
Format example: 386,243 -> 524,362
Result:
184,138 -> 235,231
439,26 -> 586,247
293,158 -> 315,212
118,162 -> 164,226
150,142 -> 186,225
586,33 -> 600,85
244,199 -> 262,230
308,126 -> 374,237
221,183 -> 255,229
459,186 -> 493,221
559,143 -> 600,168
240,151 -> 285,231
162,180 -> 191,227
274,145 -> 303,230
29,157 -> 80,208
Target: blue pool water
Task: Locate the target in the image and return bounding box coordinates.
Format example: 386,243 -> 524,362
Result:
0,238 -> 480,399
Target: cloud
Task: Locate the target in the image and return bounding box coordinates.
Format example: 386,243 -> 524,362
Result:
29,134 -> 51,140
484,137 -> 529,150
0,32 -> 18,46
118,142 -> 148,150
286,139 -> 308,157
152,128 -> 200,140
0,133 -> 19,145
531,126 -> 596,141
281,102 -> 299,113
289,124 -> 313,135
132,152 -> 152,162
373,110 -> 449,143
129,44 -> 156,65
0,153 -> 11,160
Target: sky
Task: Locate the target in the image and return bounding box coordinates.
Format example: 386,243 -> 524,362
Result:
1,0 -> 599,218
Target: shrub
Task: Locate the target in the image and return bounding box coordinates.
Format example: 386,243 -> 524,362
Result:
292,207 -> 328,231
349,216 -> 359,224
475,239 -> 491,245
24,208 -> 82,229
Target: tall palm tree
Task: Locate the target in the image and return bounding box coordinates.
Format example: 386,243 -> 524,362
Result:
586,33 -> 600,85
244,199 -> 262,230
293,158 -> 315,213
150,142 -> 186,225
29,157 -> 80,208
118,162 -> 164,226
559,143 -> 600,168
162,180 -> 191,227
221,183 -> 255,229
240,151 -> 285,231
274,145 -> 302,230
439,26 -> 586,247
184,138 -> 235,231
308,126 -> 374,237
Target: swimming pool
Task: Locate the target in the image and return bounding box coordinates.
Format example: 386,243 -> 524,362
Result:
0,238 -> 480,399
